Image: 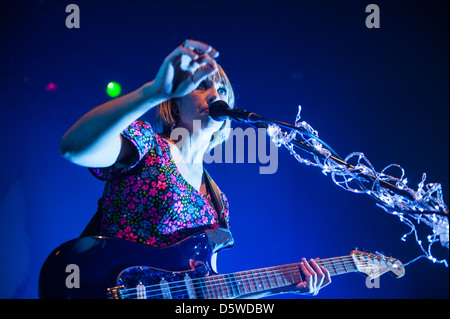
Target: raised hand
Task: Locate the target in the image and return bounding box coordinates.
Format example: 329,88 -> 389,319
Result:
153,39 -> 220,99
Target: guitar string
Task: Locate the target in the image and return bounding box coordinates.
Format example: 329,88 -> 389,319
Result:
119,253 -> 394,299
116,256 -> 381,299
117,259 -> 378,299
118,261 -> 374,299
115,256 -> 374,299
119,264 -> 366,299
116,256 -> 355,295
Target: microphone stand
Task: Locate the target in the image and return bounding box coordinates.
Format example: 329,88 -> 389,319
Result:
231,110 -> 449,263
248,116 -> 419,206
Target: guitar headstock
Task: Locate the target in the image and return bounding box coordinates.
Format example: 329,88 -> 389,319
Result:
351,250 -> 405,279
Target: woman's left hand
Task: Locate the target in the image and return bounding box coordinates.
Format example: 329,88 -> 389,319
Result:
295,258 -> 332,295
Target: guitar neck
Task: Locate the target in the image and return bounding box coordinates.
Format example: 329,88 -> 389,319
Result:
40,235 -> 405,299
202,255 -> 357,299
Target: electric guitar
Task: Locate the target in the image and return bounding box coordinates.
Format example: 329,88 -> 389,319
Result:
39,233 -> 405,299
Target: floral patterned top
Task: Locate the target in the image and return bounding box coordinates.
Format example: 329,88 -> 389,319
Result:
89,120 -> 231,247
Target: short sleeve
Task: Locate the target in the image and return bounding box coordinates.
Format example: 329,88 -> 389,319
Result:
89,120 -> 155,180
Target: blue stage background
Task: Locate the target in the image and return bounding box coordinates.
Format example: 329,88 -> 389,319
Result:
0,0 -> 448,299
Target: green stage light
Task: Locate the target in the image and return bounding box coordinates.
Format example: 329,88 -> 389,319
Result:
106,81 -> 121,97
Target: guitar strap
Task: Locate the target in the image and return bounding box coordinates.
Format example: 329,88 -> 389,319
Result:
203,168 -> 235,252
203,169 -> 226,228
80,199 -> 103,237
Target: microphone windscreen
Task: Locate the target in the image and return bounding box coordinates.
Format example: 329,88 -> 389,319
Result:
209,100 -> 231,121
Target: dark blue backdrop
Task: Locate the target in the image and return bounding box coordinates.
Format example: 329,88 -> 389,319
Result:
0,0 -> 448,299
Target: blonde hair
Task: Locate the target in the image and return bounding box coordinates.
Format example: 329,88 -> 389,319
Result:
155,65 -> 235,152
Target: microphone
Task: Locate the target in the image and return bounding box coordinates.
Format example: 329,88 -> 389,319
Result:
209,100 -> 262,123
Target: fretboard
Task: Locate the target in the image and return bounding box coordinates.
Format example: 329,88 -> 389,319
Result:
201,255 -> 357,299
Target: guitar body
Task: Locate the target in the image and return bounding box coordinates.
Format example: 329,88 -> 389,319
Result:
39,234 -> 213,299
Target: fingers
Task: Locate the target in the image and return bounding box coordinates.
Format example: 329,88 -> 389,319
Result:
167,39 -> 218,65
297,258 -> 331,296
313,258 -> 332,288
298,260 -> 314,294
155,39 -> 219,98
299,258 -> 318,295
192,65 -> 216,84
189,53 -> 217,73
166,45 -> 199,64
308,258 -> 325,290
183,39 -> 219,58
192,55 -> 218,82
166,40 -> 218,75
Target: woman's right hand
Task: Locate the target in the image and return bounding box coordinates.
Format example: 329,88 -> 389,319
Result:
60,40 -> 219,168
152,39 -> 220,99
